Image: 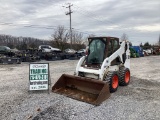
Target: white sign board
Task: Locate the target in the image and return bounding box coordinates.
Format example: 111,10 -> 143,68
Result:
29,63 -> 49,90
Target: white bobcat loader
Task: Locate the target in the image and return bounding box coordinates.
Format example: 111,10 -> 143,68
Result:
52,37 -> 130,105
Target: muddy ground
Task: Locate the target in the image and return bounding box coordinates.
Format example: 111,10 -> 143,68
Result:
0,56 -> 160,120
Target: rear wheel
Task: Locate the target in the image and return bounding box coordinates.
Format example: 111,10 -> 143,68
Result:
119,67 -> 130,86
104,72 -> 119,93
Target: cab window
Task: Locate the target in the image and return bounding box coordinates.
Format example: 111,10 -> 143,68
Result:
87,39 -> 105,64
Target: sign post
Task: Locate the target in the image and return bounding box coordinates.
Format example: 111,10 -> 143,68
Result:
29,63 -> 50,92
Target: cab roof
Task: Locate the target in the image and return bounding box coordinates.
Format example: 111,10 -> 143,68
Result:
88,37 -> 119,40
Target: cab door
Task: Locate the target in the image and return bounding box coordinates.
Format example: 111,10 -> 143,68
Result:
107,38 -> 119,57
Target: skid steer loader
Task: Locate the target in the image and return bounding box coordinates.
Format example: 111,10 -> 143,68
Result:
52,37 -> 130,105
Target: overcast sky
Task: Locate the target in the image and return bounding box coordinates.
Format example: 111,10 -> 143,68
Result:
0,0 -> 160,45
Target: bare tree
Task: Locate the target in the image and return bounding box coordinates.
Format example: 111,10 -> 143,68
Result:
82,34 -> 96,46
140,42 -> 143,47
71,30 -> 86,50
51,26 -> 69,50
82,34 -> 96,47
121,33 -> 128,41
158,34 -> 160,46
88,34 -> 96,38
72,30 -> 83,44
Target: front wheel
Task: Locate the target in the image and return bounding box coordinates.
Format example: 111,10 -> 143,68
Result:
119,67 -> 130,86
104,72 -> 119,93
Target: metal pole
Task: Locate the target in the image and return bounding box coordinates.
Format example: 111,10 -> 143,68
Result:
64,3 -> 73,48
69,6 -> 72,48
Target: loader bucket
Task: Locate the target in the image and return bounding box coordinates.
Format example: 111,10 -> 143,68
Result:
52,74 -> 110,105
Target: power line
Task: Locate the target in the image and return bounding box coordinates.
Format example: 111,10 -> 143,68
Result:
73,4 -> 147,37
73,5 -> 115,25
0,22 -> 95,37
1,21 -> 156,44
0,22 -> 56,29
72,5 -> 129,37
0,4 -> 128,37
1,22 -> 156,36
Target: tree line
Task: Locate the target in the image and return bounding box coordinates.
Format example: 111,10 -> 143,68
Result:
2,26 -> 157,51
0,26 -> 86,51
0,34 -> 48,50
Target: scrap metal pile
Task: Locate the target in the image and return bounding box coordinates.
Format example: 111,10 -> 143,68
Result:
0,45 -> 85,64
0,46 -> 21,64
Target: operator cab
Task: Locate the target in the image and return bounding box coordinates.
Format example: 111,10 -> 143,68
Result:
85,37 -> 120,68
87,38 -> 105,64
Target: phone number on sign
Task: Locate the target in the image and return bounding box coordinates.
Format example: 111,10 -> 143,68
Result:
31,85 -> 47,90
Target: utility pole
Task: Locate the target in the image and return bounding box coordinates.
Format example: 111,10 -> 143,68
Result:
159,34 -> 160,46
63,3 -> 73,48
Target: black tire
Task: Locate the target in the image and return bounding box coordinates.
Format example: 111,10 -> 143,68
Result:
104,71 -> 119,93
119,67 -> 130,86
122,53 -> 126,63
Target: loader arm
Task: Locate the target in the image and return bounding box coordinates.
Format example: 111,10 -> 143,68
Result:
100,41 -> 130,80
103,41 -> 130,68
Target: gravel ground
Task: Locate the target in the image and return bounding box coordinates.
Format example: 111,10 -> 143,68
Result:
0,56 -> 160,120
